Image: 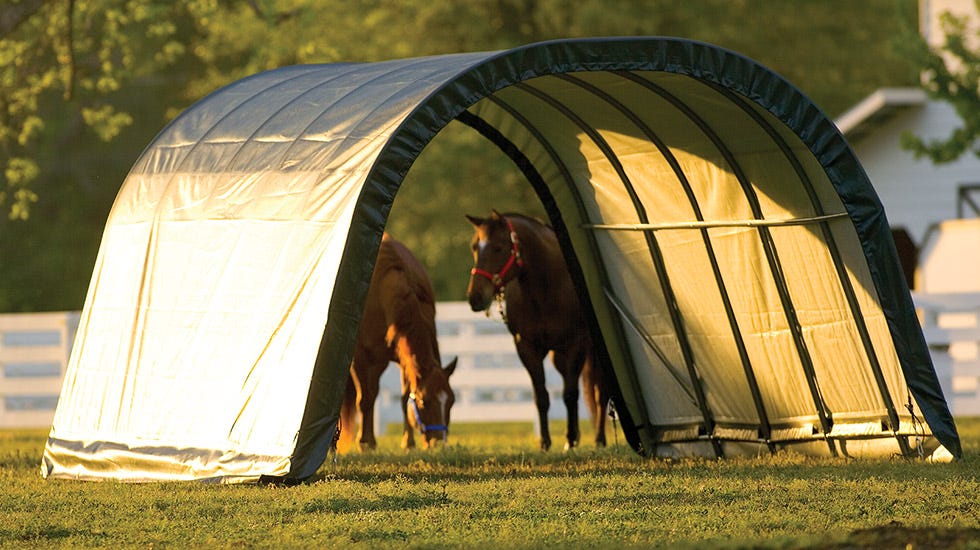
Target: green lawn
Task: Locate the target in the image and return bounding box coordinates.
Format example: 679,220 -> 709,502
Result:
1,419 -> 978,549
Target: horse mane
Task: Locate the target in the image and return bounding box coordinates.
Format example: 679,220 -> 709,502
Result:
376,234 -> 441,382
501,212 -> 550,230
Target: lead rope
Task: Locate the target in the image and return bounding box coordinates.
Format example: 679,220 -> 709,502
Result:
494,290 -> 507,324
906,395 -> 926,459
480,290 -> 508,325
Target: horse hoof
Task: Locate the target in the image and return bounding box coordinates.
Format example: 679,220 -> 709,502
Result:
540,440 -> 551,452
563,441 -> 578,452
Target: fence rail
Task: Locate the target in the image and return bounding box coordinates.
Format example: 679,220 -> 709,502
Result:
913,291 -> 980,415
0,304 -> 572,431
0,311 -> 78,429
2,294 -> 977,430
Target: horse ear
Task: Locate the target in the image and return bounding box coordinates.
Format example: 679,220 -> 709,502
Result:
490,209 -> 502,221
465,214 -> 483,227
444,356 -> 458,376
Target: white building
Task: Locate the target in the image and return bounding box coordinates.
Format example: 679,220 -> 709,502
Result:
835,0 -> 980,291
834,0 -> 980,414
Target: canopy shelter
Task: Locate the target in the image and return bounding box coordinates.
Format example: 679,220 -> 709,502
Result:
43,37 -> 961,483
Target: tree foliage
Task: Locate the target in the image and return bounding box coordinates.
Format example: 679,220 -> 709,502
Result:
0,0 -> 199,220
899,4 -> 980,163
1,0 -> 919,310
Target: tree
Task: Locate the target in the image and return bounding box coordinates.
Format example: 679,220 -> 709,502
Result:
900,3 -> 980,163
1,0 -> 920,223
0,0 -> 195,220
0,0 -> 922,310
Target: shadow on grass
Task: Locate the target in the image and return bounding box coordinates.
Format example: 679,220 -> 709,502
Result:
1,525 -> 78,544
308,441 -> 978,486
800,522 -> 980,550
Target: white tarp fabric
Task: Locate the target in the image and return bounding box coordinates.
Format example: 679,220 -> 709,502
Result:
42,38 -> 961,483
42,58 -> 491,481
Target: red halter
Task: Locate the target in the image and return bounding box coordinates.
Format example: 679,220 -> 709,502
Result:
471,216 -> 524,291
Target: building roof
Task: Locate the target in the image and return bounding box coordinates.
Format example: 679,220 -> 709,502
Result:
835,87 -> 927,142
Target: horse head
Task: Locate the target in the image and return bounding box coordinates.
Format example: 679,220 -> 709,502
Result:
466,210 -> 524,312
406,356 -> 458,448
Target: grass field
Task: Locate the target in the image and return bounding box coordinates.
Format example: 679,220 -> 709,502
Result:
1,418 -> 978,549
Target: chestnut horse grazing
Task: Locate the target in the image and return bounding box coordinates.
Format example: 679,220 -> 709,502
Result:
338,233 -> 457,452
466,210 -> 608,450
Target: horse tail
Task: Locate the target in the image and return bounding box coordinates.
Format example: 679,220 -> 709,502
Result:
581,353 -> 607,422
581,357 -> 599,420
336,374 -> 358,454
581,350 -> 612,446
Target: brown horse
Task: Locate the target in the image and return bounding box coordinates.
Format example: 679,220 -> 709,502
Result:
338,233 -> 457,452
466,210 -> 608,450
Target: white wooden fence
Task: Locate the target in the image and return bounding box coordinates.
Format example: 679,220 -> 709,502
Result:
0,311 -> 79,429
0,304 -> 575,431
3,294 -> 977,431
913,291 -> 980,415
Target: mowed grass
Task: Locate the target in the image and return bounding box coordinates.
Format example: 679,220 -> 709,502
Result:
1,419 -> 978,549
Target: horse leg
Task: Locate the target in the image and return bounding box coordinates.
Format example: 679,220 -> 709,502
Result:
399,370 -> 416,450
553,348 -> 583,451
581,355 -> 607,447
351,364 -> 381,452
598,376 -> 611,447
517,344 -> 551,451
336,372 -> 358,453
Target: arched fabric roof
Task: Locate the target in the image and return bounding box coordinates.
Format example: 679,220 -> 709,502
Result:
43,37 -> 961,483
